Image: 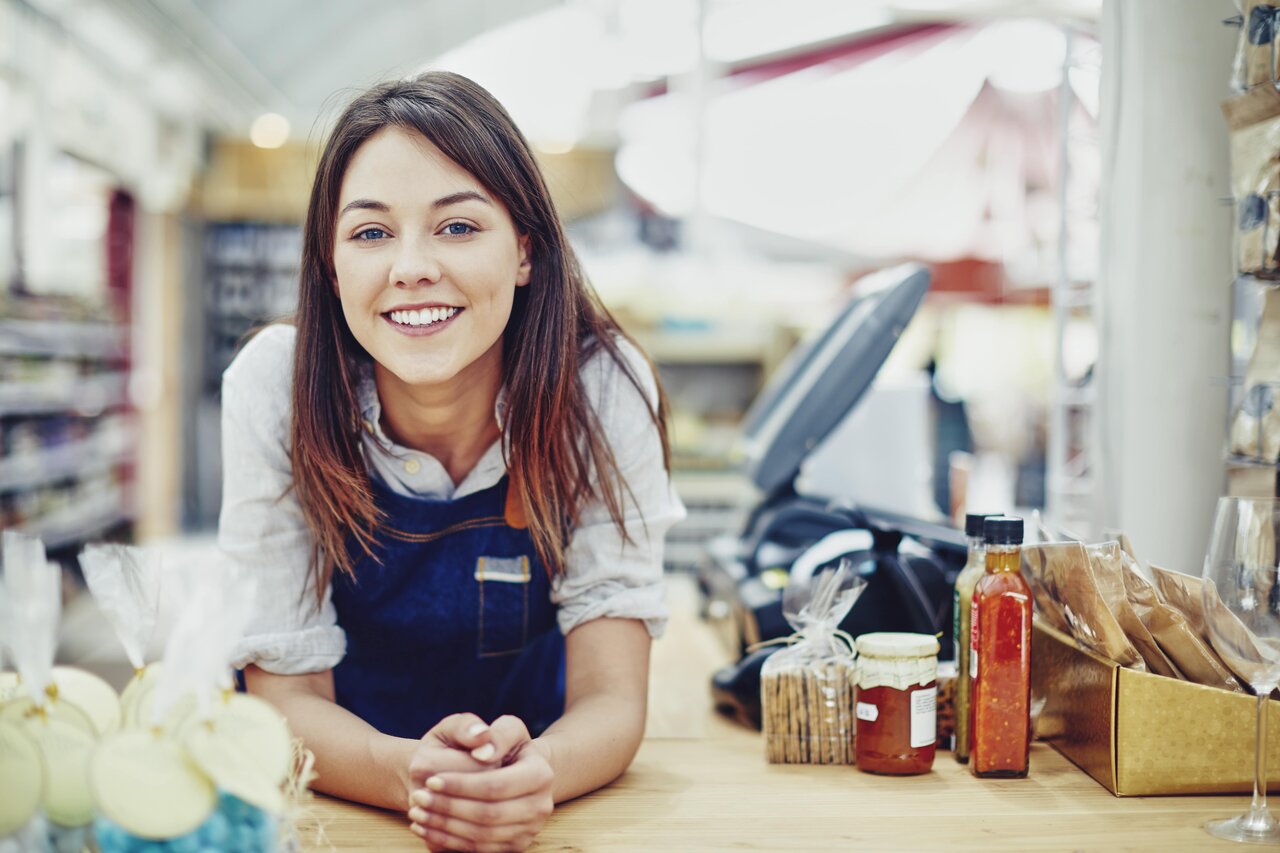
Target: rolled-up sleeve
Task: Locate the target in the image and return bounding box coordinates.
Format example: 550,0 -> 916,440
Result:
218,326 -> 347,674
551,340 -> 686,639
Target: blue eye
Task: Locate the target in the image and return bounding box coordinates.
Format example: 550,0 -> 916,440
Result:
354,228 -> 387,241
443,222 -> 475,236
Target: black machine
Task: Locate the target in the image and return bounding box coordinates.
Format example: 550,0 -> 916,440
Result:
700,264 -> 969,726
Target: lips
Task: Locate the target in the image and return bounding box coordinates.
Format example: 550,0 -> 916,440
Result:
381,306 -> 462,337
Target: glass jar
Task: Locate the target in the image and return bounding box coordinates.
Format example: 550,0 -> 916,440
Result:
855,632 -> 939,775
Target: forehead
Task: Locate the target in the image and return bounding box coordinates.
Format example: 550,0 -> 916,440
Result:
338,126 -> 491,204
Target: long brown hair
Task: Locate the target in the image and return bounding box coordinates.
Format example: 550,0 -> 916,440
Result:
290,71 -> 670,602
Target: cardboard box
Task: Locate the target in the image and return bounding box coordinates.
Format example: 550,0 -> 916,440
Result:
1031,620 -> 1280,796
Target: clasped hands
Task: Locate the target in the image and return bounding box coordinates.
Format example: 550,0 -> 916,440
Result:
406,713 -> 554,852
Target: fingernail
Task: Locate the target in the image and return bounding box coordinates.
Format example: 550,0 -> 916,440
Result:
467,722 -> 488,738
427,776 -> 445,792
409,822 -> 426,837
408,806 -> 427,823
411,789 -> 432,808
472,743 -> 496,761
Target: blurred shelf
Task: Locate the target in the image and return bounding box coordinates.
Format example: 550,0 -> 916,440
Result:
1225,453 -> 1280,470
0,372 -> 129,416
18,488 -> 131,551
1236,273 -> 1280,289
635,330 -> 779,365
0,434 -> 135,492
0,320 -> 129,359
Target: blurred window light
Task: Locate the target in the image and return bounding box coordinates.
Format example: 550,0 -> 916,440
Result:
977,20 -> 1066,93
65,2 -> 156,76
250,113 -> 290,149
703,1 -> 893,63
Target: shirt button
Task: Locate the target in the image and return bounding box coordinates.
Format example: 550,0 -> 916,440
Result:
404,458 -> 421,475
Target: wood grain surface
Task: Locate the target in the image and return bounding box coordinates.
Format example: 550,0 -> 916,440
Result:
297,577 -> 1252,852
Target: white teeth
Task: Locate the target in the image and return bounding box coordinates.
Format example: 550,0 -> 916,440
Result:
388,307 -> 457,327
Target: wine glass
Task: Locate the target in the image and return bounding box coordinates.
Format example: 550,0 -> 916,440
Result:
1202,497 -> 1280,844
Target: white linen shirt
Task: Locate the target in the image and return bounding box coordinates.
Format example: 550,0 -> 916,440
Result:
220,324 -> 685,675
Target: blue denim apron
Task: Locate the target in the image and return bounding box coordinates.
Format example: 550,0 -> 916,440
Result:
331,474 -> 565,740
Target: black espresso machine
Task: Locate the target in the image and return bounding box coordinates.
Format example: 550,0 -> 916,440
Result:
697,264 -> 969,726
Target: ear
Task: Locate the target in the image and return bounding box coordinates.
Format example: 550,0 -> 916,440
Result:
515,235 -> 532,287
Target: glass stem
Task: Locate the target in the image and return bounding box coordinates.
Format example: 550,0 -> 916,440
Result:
1251,692 -> 1272,829
1257,695 -> 1268,814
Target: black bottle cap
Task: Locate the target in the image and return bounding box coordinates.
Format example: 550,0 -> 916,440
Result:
964,513 -> 996,538
984,516 -> 1024,545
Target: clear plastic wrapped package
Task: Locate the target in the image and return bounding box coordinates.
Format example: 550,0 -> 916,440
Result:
1,532 -> 97,852
760,561 -> 865,764
90,558 -> 294,853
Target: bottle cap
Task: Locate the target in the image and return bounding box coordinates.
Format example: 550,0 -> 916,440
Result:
984,516 -> 1024,545
964,513 -> 996,538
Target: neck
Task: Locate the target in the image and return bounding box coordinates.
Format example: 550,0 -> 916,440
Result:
373,345 -> 504,487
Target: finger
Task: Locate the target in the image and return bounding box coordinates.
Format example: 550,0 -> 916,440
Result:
425,753 -> 553,802
408,747 -> 490,786
425,713 -> 491,750
473,715 -> 531,765
410,789 -> 551,827
411,821 -> 474,852
409,807 -> 527,845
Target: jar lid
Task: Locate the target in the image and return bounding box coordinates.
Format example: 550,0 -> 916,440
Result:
855,632 -> 939,658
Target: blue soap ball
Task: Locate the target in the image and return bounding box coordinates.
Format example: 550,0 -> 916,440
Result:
93,819 -> 141,853
166,830 -> 201,853
254,815 -> 278,851
218,792 -> 250,823
196,811 -> 230,848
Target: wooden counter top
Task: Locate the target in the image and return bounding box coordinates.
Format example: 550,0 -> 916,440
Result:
297,578 -> 1250,852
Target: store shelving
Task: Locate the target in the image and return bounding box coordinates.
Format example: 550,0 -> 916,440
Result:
0,372 -> 130,417
1,307 -> 137,554
0,426 -> 134,492
0,319 -> 128,359
18,483 -> 132,551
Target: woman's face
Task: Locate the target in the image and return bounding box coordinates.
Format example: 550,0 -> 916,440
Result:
332,126 -> 531,390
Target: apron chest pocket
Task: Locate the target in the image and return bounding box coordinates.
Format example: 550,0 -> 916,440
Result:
475,556 -> 530,657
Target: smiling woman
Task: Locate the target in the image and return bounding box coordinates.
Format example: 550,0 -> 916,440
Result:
216,71 -> 685,853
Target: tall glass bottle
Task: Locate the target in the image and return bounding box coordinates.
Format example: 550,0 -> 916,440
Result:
970,516 -> 1031,779
953,512 -> 993,764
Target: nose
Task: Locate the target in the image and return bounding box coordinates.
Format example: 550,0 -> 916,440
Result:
388,235 -> 442,288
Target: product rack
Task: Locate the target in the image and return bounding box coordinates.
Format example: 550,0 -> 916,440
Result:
0,313 -> 137,553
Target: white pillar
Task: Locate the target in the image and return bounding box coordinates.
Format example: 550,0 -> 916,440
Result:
1096,0 -> 1234,569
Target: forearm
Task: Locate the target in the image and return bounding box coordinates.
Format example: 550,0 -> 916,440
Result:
530,691 -> 646,803
250,685 -> 416,810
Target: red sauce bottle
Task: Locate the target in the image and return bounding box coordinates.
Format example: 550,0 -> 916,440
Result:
969,516 -> 1031,778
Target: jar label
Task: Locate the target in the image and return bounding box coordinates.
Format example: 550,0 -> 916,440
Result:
856,701 -> 879,722
910,687 -> 937,749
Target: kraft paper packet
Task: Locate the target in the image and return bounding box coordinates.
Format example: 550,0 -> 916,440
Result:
1231,116 -> 1280,278
1023,542 -> 1145,671
1121,559 -> 1244,692
1230,289 -> 1280,461
1021,545 -> 1071,634
1087,543 -> 1182,679
1241,0 -> 1279,89
1150,564 -> 1278,690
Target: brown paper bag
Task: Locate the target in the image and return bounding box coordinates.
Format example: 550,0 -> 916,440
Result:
1123,562 -> 1244,693
1023,542 -> 1145,671
1089,544 -> 1182,678
1151,564 -> 1278,690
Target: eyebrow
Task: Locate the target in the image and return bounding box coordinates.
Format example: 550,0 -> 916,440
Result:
338,190 -> 492,219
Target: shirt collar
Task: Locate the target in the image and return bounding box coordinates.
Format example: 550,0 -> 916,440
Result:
356,361 -> 508,450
